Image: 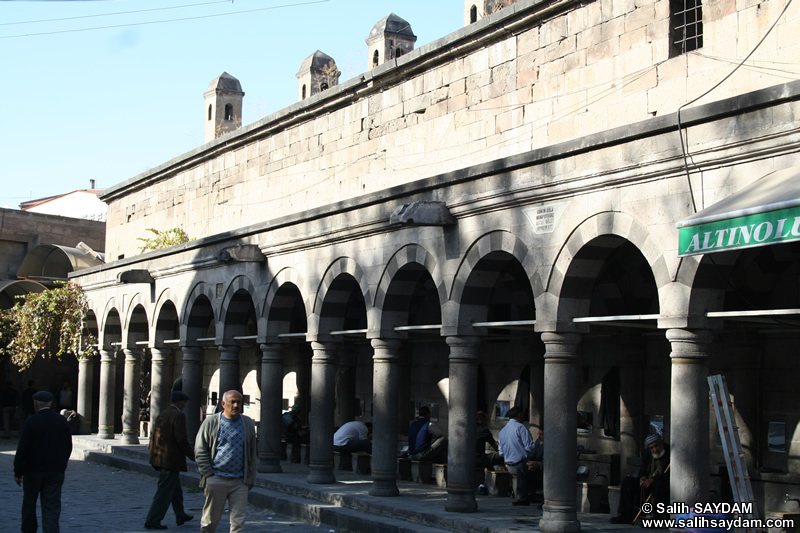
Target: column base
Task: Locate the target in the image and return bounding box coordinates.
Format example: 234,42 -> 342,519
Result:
445,486 -> 478,513
369,474 -> 399,497
98,427 -> 115,440
540,503 -> 581,533
258,457 -> 282,474
120,432 -> 139,445
307,465 -> 336,484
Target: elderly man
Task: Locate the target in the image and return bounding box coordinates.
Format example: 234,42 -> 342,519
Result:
144,391 -> 195,530
14,390 -> 73,533
610,431 -> 670,523
498,406 -> 536,506
195,390 -> 258,533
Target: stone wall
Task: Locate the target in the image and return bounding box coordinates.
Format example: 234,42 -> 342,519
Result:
100,0 -> 800,259
0,208 -> 106,279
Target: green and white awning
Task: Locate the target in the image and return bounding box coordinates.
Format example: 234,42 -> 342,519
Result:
676,167 -> 800,257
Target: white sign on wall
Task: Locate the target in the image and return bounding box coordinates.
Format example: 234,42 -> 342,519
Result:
523,202 -> 569,234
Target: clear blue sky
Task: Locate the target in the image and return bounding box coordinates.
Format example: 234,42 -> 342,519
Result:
0,0 -> 463,209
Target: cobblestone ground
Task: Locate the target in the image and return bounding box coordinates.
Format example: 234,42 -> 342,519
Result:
0,442 -> 340,533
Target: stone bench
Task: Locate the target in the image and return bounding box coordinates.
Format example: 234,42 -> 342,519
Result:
334,451 -> 353,471
412,460 -> 434,484
397,457 -> 412,480
434,463 -> 447,488
485,470 -> 513,497
353,452 -> 371,474
576,481 -> 609,513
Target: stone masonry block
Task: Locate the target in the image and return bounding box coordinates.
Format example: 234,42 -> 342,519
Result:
517,26 -> 540,56
624,5 -> 655,32
463,48 -> 489,77
488,37 -> 516,68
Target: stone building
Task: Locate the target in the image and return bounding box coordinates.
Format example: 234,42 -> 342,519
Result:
73,0 -> 800,529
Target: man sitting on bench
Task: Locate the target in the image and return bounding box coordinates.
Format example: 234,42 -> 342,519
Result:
609,431 -> 670,523
407,406 -> 447,463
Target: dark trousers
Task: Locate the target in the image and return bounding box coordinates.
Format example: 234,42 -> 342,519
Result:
506,462 -> 534,503
615,475 -> 669,521
333,439 -> 372,454
21,471 -> 64,533
145,469 -> 190,527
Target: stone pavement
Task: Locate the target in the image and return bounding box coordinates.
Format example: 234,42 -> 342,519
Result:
0,438 -> 339,533
2,433 -> 663,533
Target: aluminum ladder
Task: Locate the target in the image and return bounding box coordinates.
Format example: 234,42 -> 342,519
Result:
708,374 -> 759,530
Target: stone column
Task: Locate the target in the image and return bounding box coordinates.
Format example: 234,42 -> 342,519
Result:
370,338 -> 402,497
445,336 -> 480,513
121,348 -> 141,444
218,345 -> 241,396
667,328 -> 712,507
259,343 -> 284,473
539,332 -> 581,533
181,346 -> 204,442
149,346 -> 172,424
98,348 -> 117,440
307,341 -> 338,484
77,355 -> 94,435
336,351 -> 357,427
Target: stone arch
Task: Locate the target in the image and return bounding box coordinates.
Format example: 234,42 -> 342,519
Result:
219,275 -> 260,341
263,267 -> 310,338
447,230 -> 537,332
99,298 -> 121,347
372,244 -> 446,335
181,282 -> 218,344
123,299 -> 149,346
310,256 -> 371,338
545,211 -> 668,327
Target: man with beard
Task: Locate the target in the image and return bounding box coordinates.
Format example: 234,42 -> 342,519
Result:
610,431 -> 670,523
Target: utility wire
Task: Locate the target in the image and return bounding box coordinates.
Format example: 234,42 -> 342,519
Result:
676,0 -> 795,213
0,0 -> 330,39
0,0 -> 234,26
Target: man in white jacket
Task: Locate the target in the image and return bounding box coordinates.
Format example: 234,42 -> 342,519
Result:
195,390 -> 258,533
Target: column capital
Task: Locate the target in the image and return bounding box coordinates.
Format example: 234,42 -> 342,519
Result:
310,341 -> 339,364
149,346 -> 172,363
371,338 -> 402,363
541,332 -> 581,362
259,343 -> 283,362
666,328 -> 713,360
446,335 -> 481,363
180,345 -> 203,362
217,344 -> 240,362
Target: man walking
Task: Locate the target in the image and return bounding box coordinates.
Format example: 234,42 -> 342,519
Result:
195,390 -> 257,533
14,390 -> 73,533
144,391 -> 195,530
498,406 -> 536,506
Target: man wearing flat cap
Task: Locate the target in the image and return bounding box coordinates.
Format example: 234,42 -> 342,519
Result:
610,429 -> 670,523
144,391 -> 195,530
14,390 -> 73,533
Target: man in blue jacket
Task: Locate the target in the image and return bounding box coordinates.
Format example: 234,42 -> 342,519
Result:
407,405 -> 447,463
14,390 -> 73,533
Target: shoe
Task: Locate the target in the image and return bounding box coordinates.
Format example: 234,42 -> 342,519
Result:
511,500 -> 531,506
144,524 -> 168,530
609,515 -> 629,524
177,515 -> 193,526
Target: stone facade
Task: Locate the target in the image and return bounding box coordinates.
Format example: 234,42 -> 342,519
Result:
77,0 -> 800,527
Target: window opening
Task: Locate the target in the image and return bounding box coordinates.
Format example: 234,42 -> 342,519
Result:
224,103 -> 233,121
320,83 -> 328,91
302,85 -> 306,99
207,104 -> 212,121
373,50 -> 379,67
670,0 -> 703,57
470,5 -> 478,23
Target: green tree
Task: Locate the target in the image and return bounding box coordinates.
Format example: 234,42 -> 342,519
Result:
0,282 -> 97,370
137,227 -> 191,253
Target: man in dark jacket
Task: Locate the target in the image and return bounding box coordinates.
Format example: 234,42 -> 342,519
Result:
144,391 -> 195,530
14,390 -> 73,533
610,432 -> 670,523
